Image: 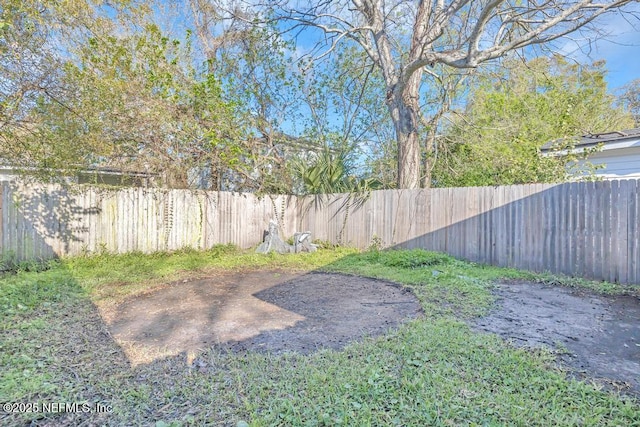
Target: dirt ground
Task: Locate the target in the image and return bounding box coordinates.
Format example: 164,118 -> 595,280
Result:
473,280 -> 640,395
105,270 -> 639,396
106,271 -> 423,364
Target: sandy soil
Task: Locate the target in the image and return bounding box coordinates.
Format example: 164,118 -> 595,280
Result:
105,270 -> 639,397
106,271 -> 423,364
473,280 -> 640,395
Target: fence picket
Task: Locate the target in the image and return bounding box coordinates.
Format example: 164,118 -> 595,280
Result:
1,181 -> 638,284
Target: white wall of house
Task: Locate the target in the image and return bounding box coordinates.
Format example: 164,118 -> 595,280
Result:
579,145 -> 640,179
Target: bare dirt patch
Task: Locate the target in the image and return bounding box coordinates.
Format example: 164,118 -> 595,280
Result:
105,271 -> 422,364
473,280 -> 640,395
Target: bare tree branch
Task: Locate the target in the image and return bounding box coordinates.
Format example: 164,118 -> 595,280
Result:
273,0 -> 635,188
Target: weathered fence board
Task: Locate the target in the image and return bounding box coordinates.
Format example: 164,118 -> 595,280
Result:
1,180 -> 639,284
295,180 -> 639,284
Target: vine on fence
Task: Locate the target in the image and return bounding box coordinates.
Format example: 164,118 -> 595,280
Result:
163,193 -> 174,249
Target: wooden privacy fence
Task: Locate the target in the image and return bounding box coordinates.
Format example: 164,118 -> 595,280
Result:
1,179 -> 639,284
297,180 -> 639,285
0,182 -> 298,262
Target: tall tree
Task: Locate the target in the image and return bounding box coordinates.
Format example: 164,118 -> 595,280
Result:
215,25 -> 307,193
190,1 -> 391,192
1,1 -> 265,189
0,1 -> 64,162
619,78 -> 640,127
18,8 -> 244,188
296,44 -> 392,188
187,1 -> 316,193
433,56 -> 634,187
278,0 -> 635,188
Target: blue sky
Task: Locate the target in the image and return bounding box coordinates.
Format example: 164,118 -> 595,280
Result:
559,5 -> 640,90
286,4 -> 639,94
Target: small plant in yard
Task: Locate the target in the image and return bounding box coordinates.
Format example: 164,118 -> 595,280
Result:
367,234 -> 384,252
0,251 -> 56,276
533,273 -> 640,296
0,251 -> 17,273
1,247 -> 638,426
377,248 -> 453,269
312,239 -> 338,250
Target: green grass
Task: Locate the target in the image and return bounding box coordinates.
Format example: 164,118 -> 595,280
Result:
1,247 -> 638,426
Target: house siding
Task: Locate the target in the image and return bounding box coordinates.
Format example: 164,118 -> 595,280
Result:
582,146 -> 640,179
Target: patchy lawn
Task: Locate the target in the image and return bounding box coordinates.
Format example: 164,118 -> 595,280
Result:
1,247 -> 639,426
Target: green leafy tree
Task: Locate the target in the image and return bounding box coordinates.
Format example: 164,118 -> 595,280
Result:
36,21 -> 243,188
0,1 -> 65,163
213,23 -> 308,193
295,43 -> 393,191
433,56 -> 634,187
2,1 -> 257,189
618,78 -> 640,127
278,0 -> 633,189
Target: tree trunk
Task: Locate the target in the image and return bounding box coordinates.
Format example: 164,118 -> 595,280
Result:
394,113 -> 421,189
388,72 -> 422,189
421,126 -> 436,188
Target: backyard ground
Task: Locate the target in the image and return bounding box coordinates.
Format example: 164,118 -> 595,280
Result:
473,280 -> 640,395
104,270 -> 639,393
1,247 -> 639,426
105,271 -> 423,363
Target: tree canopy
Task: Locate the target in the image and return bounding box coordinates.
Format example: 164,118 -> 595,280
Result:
276,0 -> 635,188
619,78 -> 640,127
1,0 -> 638,192
433,56 -> 634,187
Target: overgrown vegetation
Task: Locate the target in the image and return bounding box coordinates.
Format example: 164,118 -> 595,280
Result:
433,56 -> 634,187
1,247 -> 638,426
0,251 -> 56,276
2,2 -> 637,192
